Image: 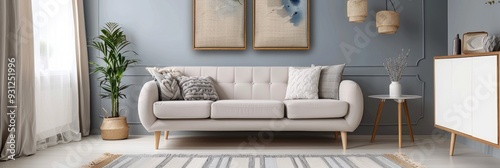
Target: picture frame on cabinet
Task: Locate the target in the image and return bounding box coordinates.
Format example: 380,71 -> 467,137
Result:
193,0 -> 247,50
462,31 -> 488,54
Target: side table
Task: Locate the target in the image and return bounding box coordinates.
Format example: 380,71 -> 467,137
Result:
368,95 -> 422,148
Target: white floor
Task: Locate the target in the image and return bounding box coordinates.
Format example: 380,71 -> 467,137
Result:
1,134 -> 500,168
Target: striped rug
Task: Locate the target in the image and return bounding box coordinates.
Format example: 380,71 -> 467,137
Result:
83,153 -> 424,168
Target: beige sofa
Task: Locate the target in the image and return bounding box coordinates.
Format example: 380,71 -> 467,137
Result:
138,67 -> 363,150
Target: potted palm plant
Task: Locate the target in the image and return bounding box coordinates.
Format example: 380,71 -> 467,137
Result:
90,22 -> 139,140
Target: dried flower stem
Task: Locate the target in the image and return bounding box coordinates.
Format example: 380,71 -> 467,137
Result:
384,49 -> 410,82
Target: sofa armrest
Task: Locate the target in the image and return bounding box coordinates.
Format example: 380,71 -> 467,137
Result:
339,80 -> 364,132
138,80 -> 159,132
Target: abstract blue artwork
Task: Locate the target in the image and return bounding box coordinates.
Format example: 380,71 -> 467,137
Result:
281,0 -> 305,26
253,0 -> 310,50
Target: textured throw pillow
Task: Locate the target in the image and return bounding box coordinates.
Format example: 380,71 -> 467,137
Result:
285,67 -> 322,99
146,67 -> 183,100
157,67 -> 183,78
177,76 -> 219,101
312,64 -> 346,99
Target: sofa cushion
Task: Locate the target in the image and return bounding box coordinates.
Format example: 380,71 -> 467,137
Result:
211,100 -> 284,119
285,67 -> 322,99
284,100 -> 348,119
146,67 -> 183,100
153,101 -> 213,119
177,76 -> 219,101
312,64 -> 345,100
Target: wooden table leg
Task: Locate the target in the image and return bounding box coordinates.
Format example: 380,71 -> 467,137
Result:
398,101 -> 403,148
165,131 -> 169,140
450,133 -> 456,156
403,100 -> 415,142
371,100 -> 386,142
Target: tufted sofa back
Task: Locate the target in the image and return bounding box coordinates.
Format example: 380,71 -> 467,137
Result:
170,67 -> 290,100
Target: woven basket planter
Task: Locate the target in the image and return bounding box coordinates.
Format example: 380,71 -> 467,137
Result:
101,116 -> 129,140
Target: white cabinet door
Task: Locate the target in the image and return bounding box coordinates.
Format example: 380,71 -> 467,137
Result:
451,58 -> 473,135
435,59 -> 454,129
472,56 -> 498,144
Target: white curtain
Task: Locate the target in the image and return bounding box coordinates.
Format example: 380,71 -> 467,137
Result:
32,0 -> 81,150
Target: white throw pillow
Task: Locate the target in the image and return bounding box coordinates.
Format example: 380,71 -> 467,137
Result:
285,67 -> 322,99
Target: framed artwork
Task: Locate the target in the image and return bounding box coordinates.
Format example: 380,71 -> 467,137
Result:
253,0 -> 310,50
193,0 -> 246,50
463,31 -> 488,54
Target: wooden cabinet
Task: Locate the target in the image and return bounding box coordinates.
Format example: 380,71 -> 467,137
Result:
434,52 -> 500,156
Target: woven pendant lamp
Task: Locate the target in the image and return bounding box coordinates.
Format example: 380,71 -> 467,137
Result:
347,0 -> 368,23
376,0 -> 399,34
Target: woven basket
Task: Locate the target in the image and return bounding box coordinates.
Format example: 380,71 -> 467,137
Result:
101,116 -> 129,140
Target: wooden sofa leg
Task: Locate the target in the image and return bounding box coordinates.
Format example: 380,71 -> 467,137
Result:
154,131 -> 161,150
165,131 -> 169,140
341,131 -> 347,150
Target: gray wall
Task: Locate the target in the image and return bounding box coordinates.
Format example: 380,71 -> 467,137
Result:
448,0 -> 500,159
84,0 -> 447,136
448,0 -> 500,54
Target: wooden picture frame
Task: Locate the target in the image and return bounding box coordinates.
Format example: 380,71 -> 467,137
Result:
193,0 -> 246,50
253,0 -> 310,50
463,31 -> 488,54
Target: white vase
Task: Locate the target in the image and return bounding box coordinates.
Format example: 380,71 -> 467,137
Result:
389,81 -> 402,97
